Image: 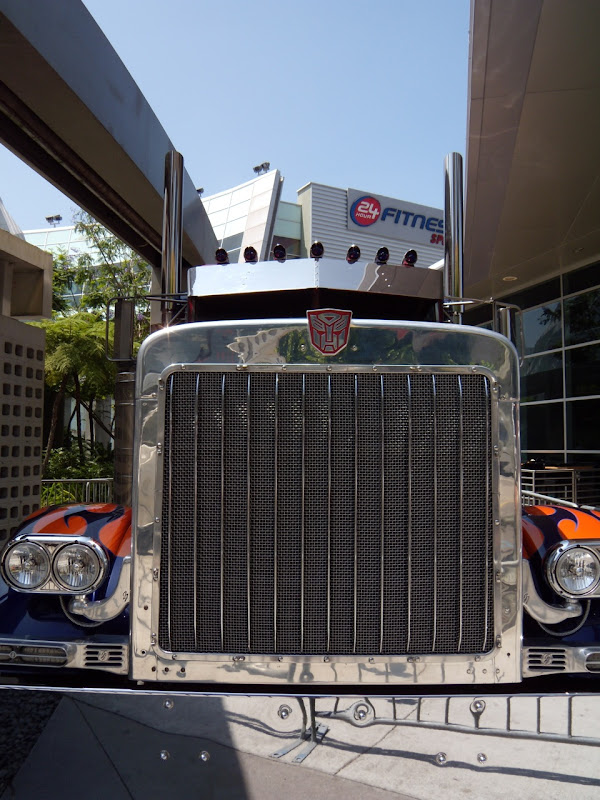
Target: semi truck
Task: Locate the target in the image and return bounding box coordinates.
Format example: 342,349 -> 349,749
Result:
0,153 -> 598,692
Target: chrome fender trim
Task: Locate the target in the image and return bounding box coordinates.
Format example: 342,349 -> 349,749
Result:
523,559 -> 582,624
69,556 -> 131,622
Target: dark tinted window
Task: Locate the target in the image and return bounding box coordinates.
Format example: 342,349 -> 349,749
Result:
521,352 -> 563,402
564,288 -> 600,345
563,262 -> 600,295
501,278 -> 560,310
566,343 -> 600,398
521,403 -> 563,451
567,399 -> 600,450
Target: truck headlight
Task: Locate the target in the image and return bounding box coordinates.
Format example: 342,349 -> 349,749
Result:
53,543 -> 105,592
5,543 -> 50,590
552,546 -> 600,596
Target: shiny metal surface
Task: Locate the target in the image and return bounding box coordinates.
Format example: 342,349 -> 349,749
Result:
131,319 -> 520,685
2,534 -> 109,595
161,151 -> 183,301
187,257 -> 443,300
444,152 -> 464,322
522,558 -> 582,623
523,645 -> 600,677
0,637 -> 128,674
69,556 -> 131,621
545,540 -> 600,598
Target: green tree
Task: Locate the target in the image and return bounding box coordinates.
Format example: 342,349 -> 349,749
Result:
31,313 -> 117,475
40,213 -> 153,478
69,210 -> 152,339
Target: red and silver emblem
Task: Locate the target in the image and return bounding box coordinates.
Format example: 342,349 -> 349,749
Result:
307,309 -> 352,356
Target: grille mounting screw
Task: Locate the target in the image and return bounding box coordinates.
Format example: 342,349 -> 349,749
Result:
278,704 -> 292,719
354,704 -> 369,721
153,568 -> 159,581
200,751 -> 210,762
164,699 -> 174,710
435,752 -> 447,766
160,750 -> 169,761
477,753 -> 487,763
323,656 -> 330,662
470,699 -> 486,714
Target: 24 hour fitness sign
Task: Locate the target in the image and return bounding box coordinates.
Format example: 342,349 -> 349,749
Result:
347,189 -> 444,248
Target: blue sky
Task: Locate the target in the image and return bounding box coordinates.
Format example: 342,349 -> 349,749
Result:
0,0 -> 470,231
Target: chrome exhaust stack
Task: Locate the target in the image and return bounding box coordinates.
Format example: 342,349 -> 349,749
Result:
443,152 -> 464,323
161,150 -> 184,326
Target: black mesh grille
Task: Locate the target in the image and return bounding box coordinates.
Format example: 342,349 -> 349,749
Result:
159,370 -> 494,656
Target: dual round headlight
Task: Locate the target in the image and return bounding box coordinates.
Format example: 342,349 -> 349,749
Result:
4,540 -> 105,593
548,545 -> 600,597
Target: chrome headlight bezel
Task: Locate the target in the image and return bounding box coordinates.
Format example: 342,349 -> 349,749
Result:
1,535 -> 109,594
546,541 -> 600,599
3,542 -> 51,590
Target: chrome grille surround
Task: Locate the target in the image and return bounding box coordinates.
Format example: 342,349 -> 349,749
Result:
159,368 -> 494,657
131,319 -> 521,685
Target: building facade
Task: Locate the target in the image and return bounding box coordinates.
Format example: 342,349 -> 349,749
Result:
202,170 -> 445,269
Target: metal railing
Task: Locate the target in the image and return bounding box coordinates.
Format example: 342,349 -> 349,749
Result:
522,468 -> 600,507
41,478 -> 114,506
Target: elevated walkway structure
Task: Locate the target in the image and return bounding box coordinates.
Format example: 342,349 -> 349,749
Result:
0,0 -> 216,276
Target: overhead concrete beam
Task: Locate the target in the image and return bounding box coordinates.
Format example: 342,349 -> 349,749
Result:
0,0 -> 216,273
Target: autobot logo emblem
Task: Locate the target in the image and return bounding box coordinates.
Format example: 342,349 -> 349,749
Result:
307,309 -> 352,356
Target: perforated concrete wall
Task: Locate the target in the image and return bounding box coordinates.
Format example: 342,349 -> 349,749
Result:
0,315 -> 44,546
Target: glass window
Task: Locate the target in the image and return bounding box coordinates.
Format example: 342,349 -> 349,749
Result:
564,288 -> 600,345
565,343 -> 600,398
521,452 -> 564,467
24,232 -> 48,246
276,202 -> 302,223
45,229 -> 70,245
567,399 -> 600,450
222,233 -> 243,252
563,262 -> 600,295
521,302 -> 562,354
566,453 -> 600,466
521,352 -> 563,402
501,277 -> 560,311
272,219 -> 302,240
521,403 -> 564,451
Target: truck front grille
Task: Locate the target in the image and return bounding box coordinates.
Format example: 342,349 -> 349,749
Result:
158,369 -> 494,656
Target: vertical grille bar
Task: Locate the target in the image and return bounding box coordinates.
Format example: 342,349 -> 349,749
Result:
193,374 -> 199,649
379,374 -> 385,654
353,374 -> 358,654
327,374 -> 332,652
246,374 -> 251,651
274,374 -> 279,653
160,369 -> 495,658
483,379 -> 491,652
166,375 -> 174,651
406,375 -> 413,653
432,375 -> 438,653
220,374 -> 225,651
301,374 -> 306,652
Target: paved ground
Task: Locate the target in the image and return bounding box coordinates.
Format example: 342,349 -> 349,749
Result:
1,689 -> 600,798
